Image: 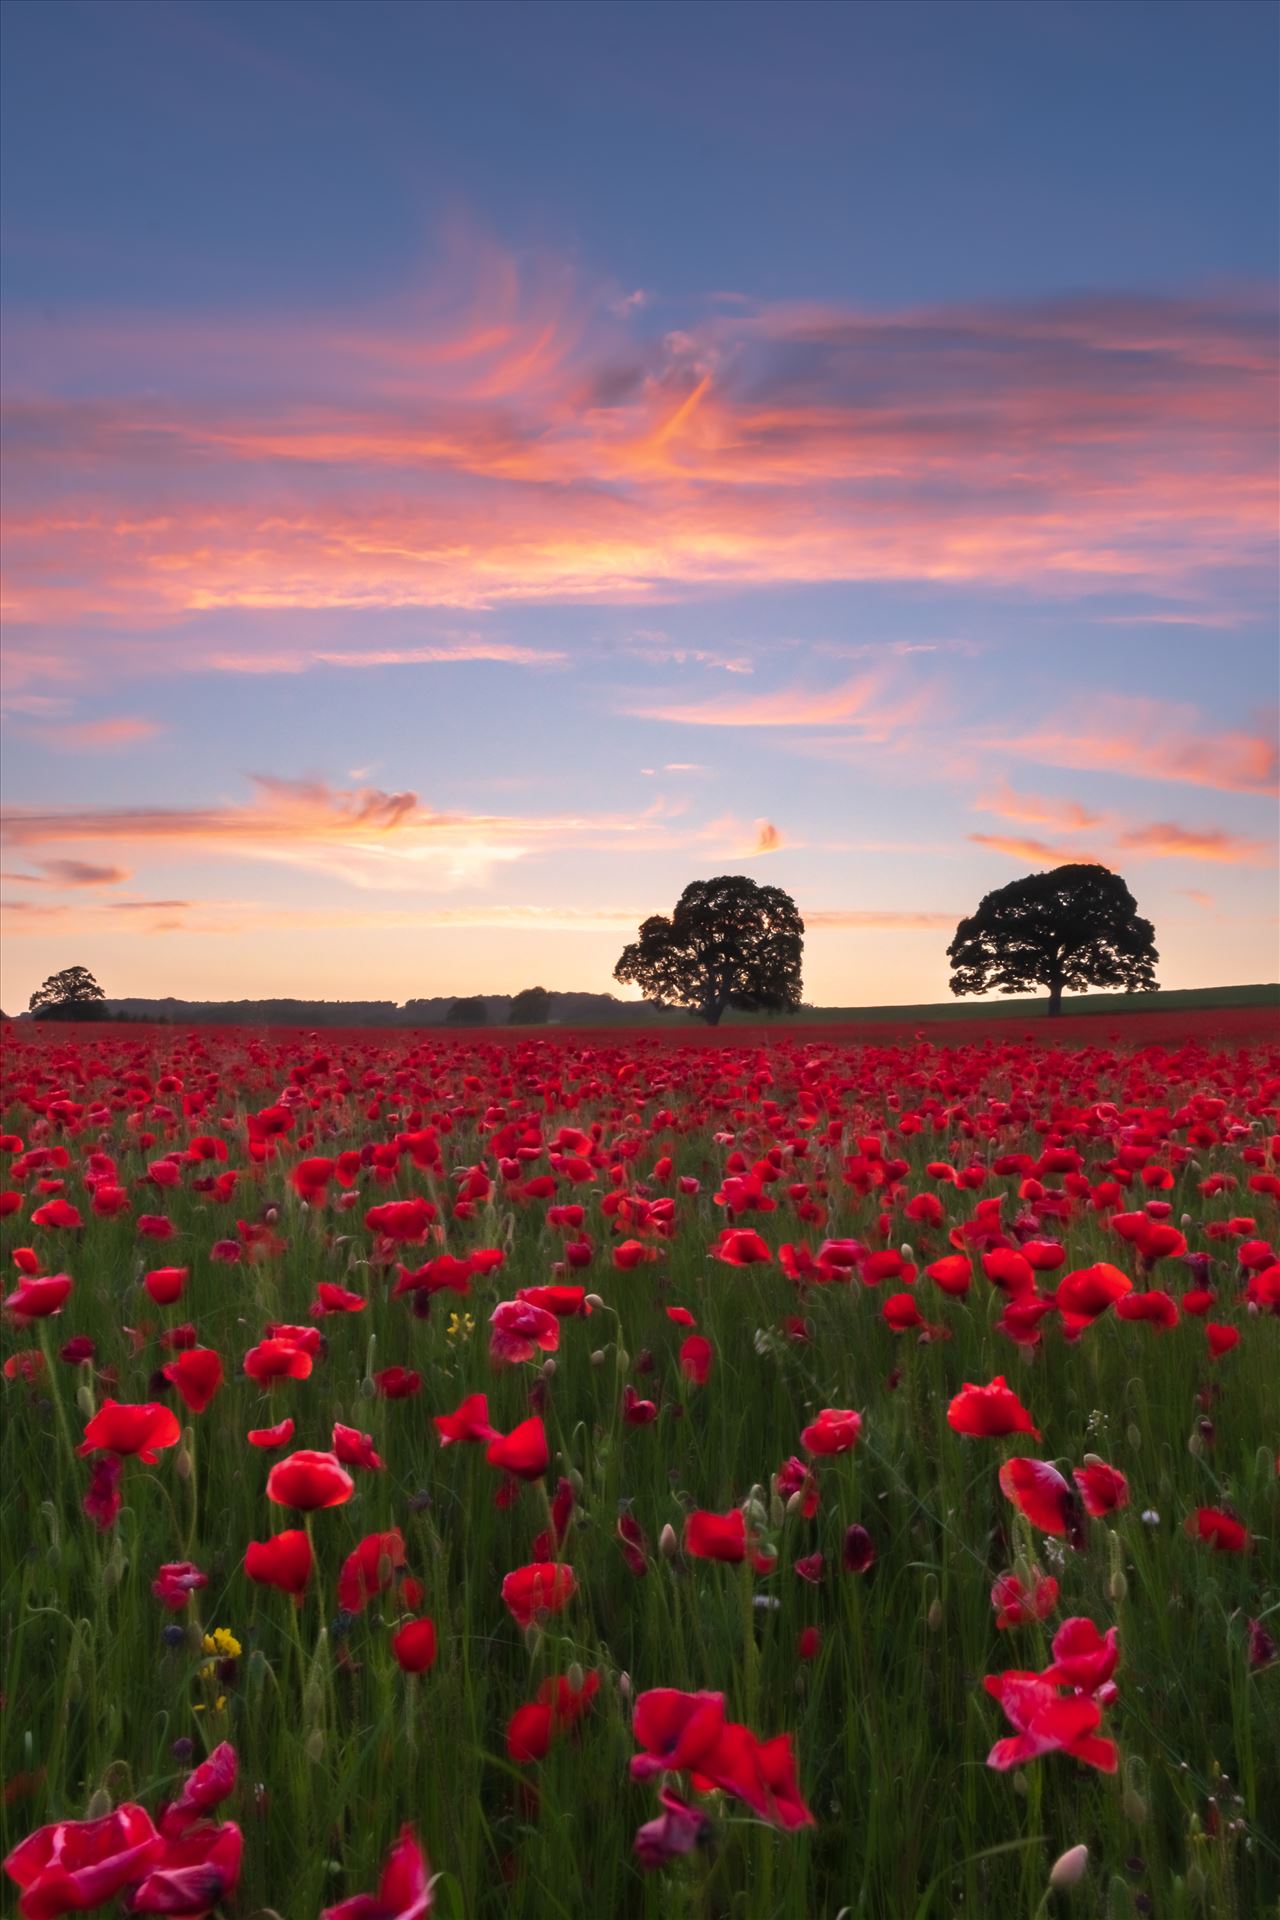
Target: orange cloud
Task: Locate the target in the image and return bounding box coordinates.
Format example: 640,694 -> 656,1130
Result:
752,820 -> 783,853
26,716 -> 160,749
974,781 -> 1103,831
1115,821 -> 1273,865
0,859 -> 130,887
969,833 -> 1108,867
3,257 -> 1274,668
1001,698 -> 1278,796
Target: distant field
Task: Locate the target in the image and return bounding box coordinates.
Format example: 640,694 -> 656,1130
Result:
782,982 -> 1280,1025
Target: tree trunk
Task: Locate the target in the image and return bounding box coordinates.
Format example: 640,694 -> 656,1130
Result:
1047,979 -> 1063,1018
702,998 -> 725,1027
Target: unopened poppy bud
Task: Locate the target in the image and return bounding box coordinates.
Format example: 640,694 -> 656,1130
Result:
1186,1865 -> 1207,1899
590,1349 -> 606,1368
584,1294 -> 605,1311
770,1491 -> 785,1528
1187,1429 -> 1203,1457
617,1670 -> 632,1703
541,1357 -> 557,1380
1180,1213 -> 1192,1231
566,1661 -> 584,1691
900,1243 -> 913,1263
1122,1788 -> 1147,1824
84,1787 -> 112,1820
76,1384 -> 95,1417
568,1467 -> 584,1496
785,1488 -> 809,1516
927,1597 -> 943,1631
305,1728 -> 325,1761
265,1207 -> 278,1226
659,1523 -> 678,1559
616,1348 -> 630,1371
175,1446 -> 193,1482
1108,1569 -> 1128,1603
359,1374 -> 377,1400
1049,1844 -> 1089,1889
1012,1768 -> 1028,1797
1126,1423 -> 1142,1450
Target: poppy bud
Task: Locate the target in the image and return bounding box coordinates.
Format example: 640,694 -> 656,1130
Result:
617,1670 -> 632,1703
175,1445 -> 193,1482
1122,1788 -> 1147,1824
1187,1429 -> 1203,1457
265,1207 -> 278,1225
584,1294 -> 605,1311
1126,1423 -> 1141,1450
590,1349 -> 606,1368
1049,1844 -> 1089,1889
1186,1865 -> 1207,1899
84,1786 -> 112,1820
659,1523 -> 678,1559
76,1384 -> 95,1418
1012,1768 -> 1028,1796
566,1661 -> 584,1691
568,1468 -> 584,1497
900,1243 -> 914,1263
305,1728 -> 325,1761
541,1358 -> 556,1380
770,1491 -> 785,1528
927,1598 -> 943,1631
616,1349 -> 630,1371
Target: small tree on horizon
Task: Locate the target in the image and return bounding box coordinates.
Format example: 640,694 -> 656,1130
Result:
29,965 -> 108,1022
509,986 -> 551,1025
444,994 -> 489,1027
947,864 -> 1159,1017
614,875 -> 804,1026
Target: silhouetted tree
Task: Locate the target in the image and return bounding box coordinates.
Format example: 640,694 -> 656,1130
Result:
29,965 -> 108,1022
615,875 -> 804,1026
509,986 -> 551,1025
948,864 -> 1158,1017
444,995 -> 489,1027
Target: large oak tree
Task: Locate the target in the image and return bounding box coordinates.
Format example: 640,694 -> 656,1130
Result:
615,875 -> 804,1026
947,864 -> 1158,1017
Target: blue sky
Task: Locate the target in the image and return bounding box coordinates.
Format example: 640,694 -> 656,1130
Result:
2,0 -> 1276,1008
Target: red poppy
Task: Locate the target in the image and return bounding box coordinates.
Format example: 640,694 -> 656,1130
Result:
925,1254 -> 973,1297
1206,1323 -> 1239,1359
247,1417 -> 295,1450
631,1689 -> 727,1781
683,1509 -> 747,1562
489,1299 -> 560,1364
990,1568 -> 1058,1629
312,1283 -> 366,1316
1115,1289 -> 1179,1330
30,1198 -> 82,1230
78,1401 -> 181,1464
143,1268 -> 188,1307
244,1530 -> 313,1597
150,1561 -> 208,1611
998,1458 -> 1085,1547
842,1524 -> 876,1574
981,1249 -> 1036,1297
83,1456 -> 123,1531
3,1274 -> 72,1321
433,1391 -> 496,1446
622,1385 -> 658,1425
391,1617 -> 438,1674
947,1377 -> 1040,1440
332,1423 -> 385,1471
1072,1460 -> 1129,1517
500,1562 -> 577,1628
374,1365 -> 421,1399
337,1530 -> 408,1613
1187,1506 -> 1249,1552
162,1348 -> 224,1415
486,1415 -> 549,1482
506,1670 -> 599,1763
800,1408 -> 863,1456
244,1337 -> 313,1386
634,1788 -> 712,1870
710,1228 -> 771,1266
1043,1617 -> 1119,1695
158,1741 -> 237,1836
679,1335 -> 713,1385
291,1157 -> 335,1203
1054,1263 -> 1132,1334
984,1671 -> 1117,1773
3,1805 -> 162,1920
364,1199 -> 437,1244
695,1723 -> 816,1830
265,1449 -> 354,1511
320,1824 -> 432,1920
123,1820 -> 243,1917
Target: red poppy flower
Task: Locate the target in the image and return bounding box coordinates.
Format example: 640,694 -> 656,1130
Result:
1043,1617 -> 1119,1695
506,1670 -> 599,1762
842,1524 -> 876,1574
3,1274 -> 72,1321
320,1824 -> 432,1920
800,1408 -> 863,1456
1206,1323 -> 1239,1359
364,1199 -> 437,1244
631,1689 -> 727,1782
3,1805 -> 162,1920
244,1530 -> 313,1597
244,1337 -> 313,1386
1072,1460 -> 1129,1517
265,1449 -> 354,1511
291,1157 -> 335,1204
337,1530 -> 408,1613
489,1299 -> 560,1364
312,1283 -> 366,1316
695,1723 -> 816,1830
78,1400 -> 182,1464
162,1348 -> 224,1415
710,1228 -> 771,1266
374,1365 -> 421,1399
332,1423 -> 385,1471
486,1415 -> 549,1482
123,1820 -> 243,1916
150,1561 -> 208,1611
391,1617 -> 438,1674
999,1458 -> 1085,1547
30,1198 -> 82,1230
1187,1507 -> 1249,1552
517,1285 -> 588,1318
83,1456 -> 123,1531
990,1568 -> 1058,1629
143,1268 -> 188,1307
433,1391 -> 496,1446
981,1249 -> 1036,1297
137,1216 -> 176,1242
634,1788 -> 712,1870
247,1417 -> 294,1450
622,1385 -> 658,1425
683,1509 -> 747,1562
948,1377 -> 1040,1440
1054,1263 -> 1132,1334
925,1254 -> 973,1297
1115,1289 -> 1179,1329
984,1671 -> 1117,1772
158,1741 -> 237,1836
679,1334 -> 713,1385
500,1562 -> 577,1627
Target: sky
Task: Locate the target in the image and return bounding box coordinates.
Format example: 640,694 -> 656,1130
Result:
1,0 -> 1277,1012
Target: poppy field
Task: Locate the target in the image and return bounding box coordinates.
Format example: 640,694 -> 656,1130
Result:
1,1016 -> 1277,1919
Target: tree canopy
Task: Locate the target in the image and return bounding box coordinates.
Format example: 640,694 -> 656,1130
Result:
947,864 -> 1158,1016
614,875 -> 804,1026
444,995 -> 489,1027
508,986 -> 551,1025
29,966 -> 108,1022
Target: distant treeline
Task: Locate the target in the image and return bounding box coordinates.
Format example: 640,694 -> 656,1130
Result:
12,990 -> 672,1028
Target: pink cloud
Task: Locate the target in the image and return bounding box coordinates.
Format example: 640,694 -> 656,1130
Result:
998,697 -> 1278,796
26,716 -> 161,749
974,781 -> 1103,831
969,833 -> 1108,867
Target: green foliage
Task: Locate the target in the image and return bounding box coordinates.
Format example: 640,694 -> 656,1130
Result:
444,995 -> 489,1027
615,875 -> 804,1025
948,865 -> 1159,1015
508,987 -> 551,1026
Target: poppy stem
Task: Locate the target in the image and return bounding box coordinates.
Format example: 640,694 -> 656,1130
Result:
37,1321 -> 79,1486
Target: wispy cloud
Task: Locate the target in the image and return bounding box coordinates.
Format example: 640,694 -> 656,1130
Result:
969,832 -> 1107,867
995,697 -> 1278,796
974,781 -> 1103,832
623,670 -> 928,737
0,858 -> 131,887
23,716 -> 161,749
1114,821 -> 1273,865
